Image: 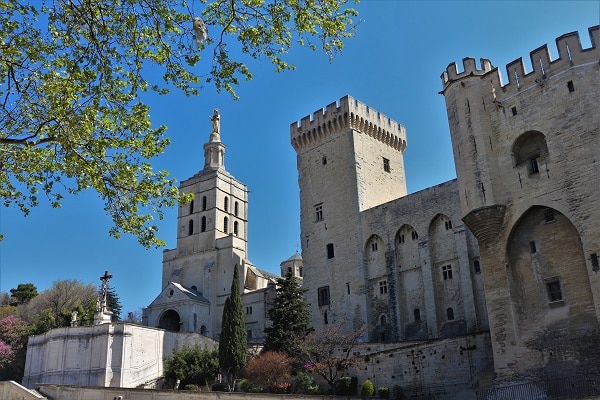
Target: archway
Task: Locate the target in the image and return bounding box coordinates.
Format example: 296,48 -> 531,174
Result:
159,309 -> 181,331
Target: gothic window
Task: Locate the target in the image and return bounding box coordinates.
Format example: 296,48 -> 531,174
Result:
318,286 -> 330,306
315,204 -> 323,222
442,265 -> 452,280
202,196 -> 207,211
234,201 -> 239,216
380,314 -> 387,325
414,308 -> 421,321
189,200 -> 194,214
546,279 -> 563,303
372,242 -> 378,251
201,216 -> 206,232
224,217 -> 228,234
188,220 -> 194,235
383,157 -> 391,173
398,234 -> 405,244
447,307 -> 455,321
326,243 -> 335,259
411,230 -> 419,240
234,221 -> 239,236
224,197 -> 229,212
445,220 -> 453,230
379,280 -> 388,294
299,267 -> 303,277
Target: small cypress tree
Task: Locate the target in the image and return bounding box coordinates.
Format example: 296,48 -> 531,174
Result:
218,266 -> 246,389
264,271 -> 312,356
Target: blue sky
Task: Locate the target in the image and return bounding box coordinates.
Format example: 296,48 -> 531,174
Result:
1,1 -> 598,315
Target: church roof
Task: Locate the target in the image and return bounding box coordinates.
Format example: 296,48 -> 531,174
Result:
247,264 -> 279,283
171,282 -> 210,303
285,251 -> 302,261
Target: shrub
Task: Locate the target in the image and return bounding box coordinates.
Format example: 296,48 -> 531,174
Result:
291,371 -> 318,394
337,376 -> 358,395
240,379 -> 262,393
164,345 -> 219,388
242,351 -> 292,392
211,382 -> 229,392
182,384 -> 199,391
378,386 -> 389,398
361,378 -> 375,396
392,385 -> 406,400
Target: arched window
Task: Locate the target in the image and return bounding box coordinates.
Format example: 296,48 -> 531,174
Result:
202,196 -> 207,211
189,200 -> 194,214
224,197 -> 229,212
380,314 -> 387,325
414,308 -> 421,321
224,217 -> 228,233
446,307 -> 454,321
234,201 -> 239,216
233,221 -> 239,236
201,216 -> 206,232
188,220 -> 194,235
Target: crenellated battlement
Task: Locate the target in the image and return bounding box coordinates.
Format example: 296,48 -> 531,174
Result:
441,26 -> 599,94
290,95 -> 407,153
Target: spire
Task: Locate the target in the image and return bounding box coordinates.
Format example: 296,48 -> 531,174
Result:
204,109 -> 226,170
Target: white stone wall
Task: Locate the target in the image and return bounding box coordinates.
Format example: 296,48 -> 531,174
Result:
22,323 -> 216,389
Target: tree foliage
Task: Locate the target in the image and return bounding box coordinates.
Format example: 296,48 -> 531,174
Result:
9,283 -> 38,305
243,351 -> 292,393
0,0 -> 358,247
263,271 -> 311,356
20,279 -> 97,331
300,322 -> 365,394
0,315 -> 33,381
164,345 -> 219,388
218,266 -> 246,389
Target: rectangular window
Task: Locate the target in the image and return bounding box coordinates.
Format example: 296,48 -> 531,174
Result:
379,280 -> 388,294
315,204 -> 323,222
511,106 -> 518,116
530,241 -> 537,254
442,265 -> 453,280
445,220 -> 453,230
592,253 -> 599,272
346,283 -> 350,294
383,157 -> 391,173
546,280 -> 563,302
567,80 -> 574,93
326,243 -> 334,259
398,234 -> 405,244
246,306 -> 252,315
528,157 -> 540,174
318,286 -> 330,306
322,156 -> 327,165
247,329 -> 253,339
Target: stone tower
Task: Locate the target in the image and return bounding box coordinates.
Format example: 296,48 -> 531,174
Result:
291,95 -> 407,336
144,110 -> 253,338
440,26 -> 600,379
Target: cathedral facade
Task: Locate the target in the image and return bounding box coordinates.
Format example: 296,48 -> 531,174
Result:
292,26 -> 599,380
142,113 -> 289,343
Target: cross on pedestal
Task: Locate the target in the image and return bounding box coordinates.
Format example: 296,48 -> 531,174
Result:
99,270 -> 112,310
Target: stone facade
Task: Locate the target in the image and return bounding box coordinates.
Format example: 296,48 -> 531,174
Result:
292,26 -> 600,382
143,119 -> 289,343
291,96 -> 486,344
440,26 -> 600,380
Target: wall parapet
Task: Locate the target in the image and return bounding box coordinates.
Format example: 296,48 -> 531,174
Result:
290,95 -> 407,153
441,26 -> 599,95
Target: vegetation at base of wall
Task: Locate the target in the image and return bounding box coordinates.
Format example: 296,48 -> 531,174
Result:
290,371 -> 321,395
361,378 -> 375,396
391,385 -> 406,400
164,345 -> 219,389
239,379 -> 263,393
337,376 -> 358,396
378,386 -> 389,398
182,384 -> 200,391
211,382 -> 230,392
242,351 -> 292,393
